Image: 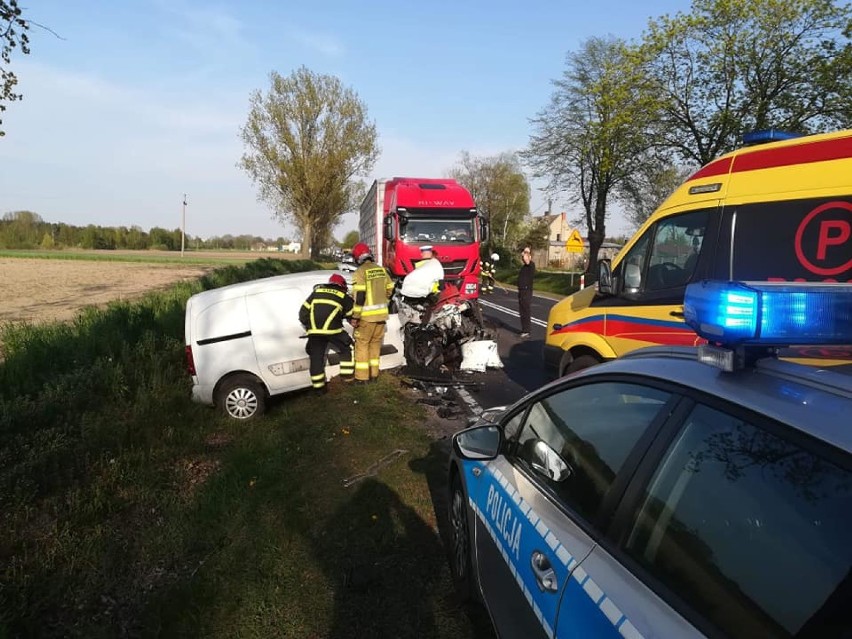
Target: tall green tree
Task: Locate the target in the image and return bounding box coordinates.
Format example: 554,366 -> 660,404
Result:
449,151 -> 531,248
641,0 -> 851,166
526,36 -> 661,278
240,67 -> 379,260
341,229 -> 359,248
1,0 -> 30,136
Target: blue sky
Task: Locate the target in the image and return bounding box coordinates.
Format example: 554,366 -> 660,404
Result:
0,0 -> 690,241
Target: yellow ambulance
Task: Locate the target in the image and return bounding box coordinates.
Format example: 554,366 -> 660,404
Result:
544,128 -> 852,376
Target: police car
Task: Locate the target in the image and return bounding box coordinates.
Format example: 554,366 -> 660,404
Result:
448,281 -> 852,638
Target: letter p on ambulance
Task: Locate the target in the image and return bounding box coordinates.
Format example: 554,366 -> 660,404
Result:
818,219 -> 850,261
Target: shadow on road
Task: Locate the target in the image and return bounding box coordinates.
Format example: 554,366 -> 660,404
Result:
409,440 -> 496,639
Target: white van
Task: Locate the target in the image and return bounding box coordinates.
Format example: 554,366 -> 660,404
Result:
184,270 -> 405,419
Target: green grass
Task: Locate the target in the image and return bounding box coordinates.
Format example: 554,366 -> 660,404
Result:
0,258 -> 488,638
495,267 -> 581,297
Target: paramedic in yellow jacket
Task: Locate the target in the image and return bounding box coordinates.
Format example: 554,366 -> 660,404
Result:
350,242 -> 394,382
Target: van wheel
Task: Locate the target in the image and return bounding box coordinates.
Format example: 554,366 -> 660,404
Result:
217,375 -> 266,420
563,354 -> 600,376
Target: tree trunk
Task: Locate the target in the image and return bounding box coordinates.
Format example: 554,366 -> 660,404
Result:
301,222 -> 312,260
585,194 -> 607,284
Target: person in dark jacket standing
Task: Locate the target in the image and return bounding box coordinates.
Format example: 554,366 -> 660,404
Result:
517,247 -> 535,338
299,273 -> 355,394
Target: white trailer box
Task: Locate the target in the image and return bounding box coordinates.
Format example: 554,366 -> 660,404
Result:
184,270 -> 405,419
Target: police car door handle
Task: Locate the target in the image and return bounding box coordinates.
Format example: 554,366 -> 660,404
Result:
531,551 -> 558,593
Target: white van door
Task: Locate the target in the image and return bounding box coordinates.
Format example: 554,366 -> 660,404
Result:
245,287 -> 313,392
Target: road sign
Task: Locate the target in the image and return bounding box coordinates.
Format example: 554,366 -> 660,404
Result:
565,228 -> 584,253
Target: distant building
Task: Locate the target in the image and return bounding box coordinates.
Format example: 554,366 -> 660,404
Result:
283,242 -> 301,253
533,212 -> 623,270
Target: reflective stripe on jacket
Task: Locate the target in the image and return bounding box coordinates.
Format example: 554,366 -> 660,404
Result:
299,284 -> 353,335
352,261 -> 393,322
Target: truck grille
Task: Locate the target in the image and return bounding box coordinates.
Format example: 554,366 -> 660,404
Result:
442,260 -> 470,276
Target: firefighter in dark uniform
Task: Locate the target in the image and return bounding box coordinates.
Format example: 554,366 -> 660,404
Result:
299,273 -> 355,394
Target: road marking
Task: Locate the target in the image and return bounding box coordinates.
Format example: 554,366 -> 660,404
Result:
455,385 -> 483,415
479,299 -> 548,328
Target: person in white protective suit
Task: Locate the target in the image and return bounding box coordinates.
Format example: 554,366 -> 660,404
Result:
401,245 -> 445,299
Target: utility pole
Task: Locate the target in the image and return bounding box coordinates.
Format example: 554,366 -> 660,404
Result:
181,194 -> 187,257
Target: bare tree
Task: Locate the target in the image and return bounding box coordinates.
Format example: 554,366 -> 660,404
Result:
1,0 -> 29,136
240,67 -> 379,260
449,151 -> 530,249
618,160 -> 693,230
526,37 -> 661,279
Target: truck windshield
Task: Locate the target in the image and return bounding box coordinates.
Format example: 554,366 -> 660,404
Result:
399,218 -> 475,244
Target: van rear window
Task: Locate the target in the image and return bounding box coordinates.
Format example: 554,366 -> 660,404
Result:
731,198 -> 851,283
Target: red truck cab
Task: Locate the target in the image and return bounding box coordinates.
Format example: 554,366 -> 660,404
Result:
360,177 -> 489,299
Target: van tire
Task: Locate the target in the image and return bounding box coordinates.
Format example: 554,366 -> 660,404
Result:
563,354 -> 600,376
217,374 -> 266,420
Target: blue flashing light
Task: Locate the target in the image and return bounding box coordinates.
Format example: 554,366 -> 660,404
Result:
742,129 -> 802,145
684,281 -> 852,346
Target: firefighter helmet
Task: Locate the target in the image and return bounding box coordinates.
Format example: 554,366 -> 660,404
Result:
491,253 -> 500,262
328,273 -> 347,290
352,242 -> 372,264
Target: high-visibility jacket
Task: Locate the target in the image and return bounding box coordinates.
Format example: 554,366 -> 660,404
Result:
352,260 -> 393,322
299,283 -> 353,335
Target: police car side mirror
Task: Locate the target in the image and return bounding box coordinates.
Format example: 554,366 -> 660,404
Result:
530,440 -> 572,482
454,425 -> 501,460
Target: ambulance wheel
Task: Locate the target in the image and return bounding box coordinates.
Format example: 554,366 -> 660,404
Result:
563,354 -> 600,376
449,473 -> 473,601
217,374 -> 266,420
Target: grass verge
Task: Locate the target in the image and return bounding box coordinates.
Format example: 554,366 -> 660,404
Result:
0,258 -> 485,638
495,267 -> 580,297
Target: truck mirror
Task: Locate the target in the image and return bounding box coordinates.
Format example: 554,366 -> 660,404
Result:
479,218 -> 490,243
383,217 -> 394,241
598,259 -> 612,294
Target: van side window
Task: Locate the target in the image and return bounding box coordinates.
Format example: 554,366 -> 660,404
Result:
645,209 -> 708,291
624,404 -> 852,638
620,233 -> 652,293
617,209 -> 710,298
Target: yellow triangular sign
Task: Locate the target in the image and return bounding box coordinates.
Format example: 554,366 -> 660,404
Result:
565,228 -> 584,253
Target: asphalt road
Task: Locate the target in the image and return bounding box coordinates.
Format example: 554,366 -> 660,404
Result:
457,286 -> 560,413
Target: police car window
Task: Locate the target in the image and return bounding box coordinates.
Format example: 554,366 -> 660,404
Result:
624,404 -> 852,639
515,382 -> 670,523
502,410 -> 526,441
645,209 -> 708,292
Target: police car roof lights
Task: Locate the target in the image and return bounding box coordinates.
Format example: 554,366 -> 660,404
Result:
684,280 -> 852,370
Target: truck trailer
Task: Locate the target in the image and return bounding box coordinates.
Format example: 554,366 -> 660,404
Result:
358,177 -> 489,299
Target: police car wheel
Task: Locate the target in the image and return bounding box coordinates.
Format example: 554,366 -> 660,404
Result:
449,474 -> 472,600
218,374 -> 266,420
